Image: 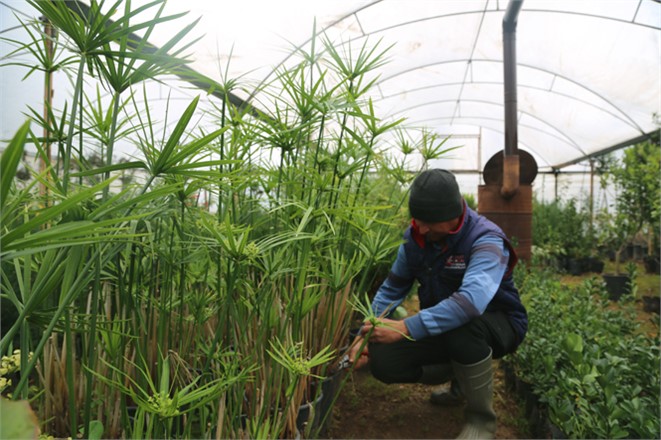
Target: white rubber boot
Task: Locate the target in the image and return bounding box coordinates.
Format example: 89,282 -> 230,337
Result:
452,350 -> 496,439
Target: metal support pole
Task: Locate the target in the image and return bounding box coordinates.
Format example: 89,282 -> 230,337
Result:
589,158 -> 595,236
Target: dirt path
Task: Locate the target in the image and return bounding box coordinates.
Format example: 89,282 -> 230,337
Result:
328,361 -> 529,439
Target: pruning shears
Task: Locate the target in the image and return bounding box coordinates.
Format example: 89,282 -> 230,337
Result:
337,353 -> 352,370
336,347 -> 369,372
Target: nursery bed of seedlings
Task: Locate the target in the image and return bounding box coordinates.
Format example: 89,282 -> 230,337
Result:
506,266 -> 659,439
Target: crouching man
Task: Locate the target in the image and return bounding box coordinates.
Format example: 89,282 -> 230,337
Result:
349,169 -> 527,439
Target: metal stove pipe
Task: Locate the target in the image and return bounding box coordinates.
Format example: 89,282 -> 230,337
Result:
501,0 -> 524,198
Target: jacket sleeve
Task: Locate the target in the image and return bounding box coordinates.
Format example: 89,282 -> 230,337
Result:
370,244 -> 415,318
403,235 -> 509,340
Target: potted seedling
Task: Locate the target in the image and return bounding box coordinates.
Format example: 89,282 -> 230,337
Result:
596,143 -> 658,300
624,141 -> 660,275
596,208 -> 636,300
267,337 -> 335,439
532,198 -> 600,275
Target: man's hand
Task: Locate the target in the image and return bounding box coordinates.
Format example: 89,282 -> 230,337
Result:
348,336 -> 370,370
361,317 -> 410,344
347,318 -> 411,370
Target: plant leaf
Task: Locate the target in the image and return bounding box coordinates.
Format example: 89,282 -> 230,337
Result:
0,121 -> 30,210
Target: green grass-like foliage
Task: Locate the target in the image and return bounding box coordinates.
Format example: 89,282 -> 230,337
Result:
0,2 -> 453,438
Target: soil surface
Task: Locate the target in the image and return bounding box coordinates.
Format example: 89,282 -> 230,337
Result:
327,360 -> 529,440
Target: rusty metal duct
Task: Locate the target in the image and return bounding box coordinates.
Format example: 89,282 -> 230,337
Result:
478,0 -> 533,262
501,0 -> 524,198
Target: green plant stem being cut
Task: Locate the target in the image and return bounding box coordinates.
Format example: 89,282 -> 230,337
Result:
348,292 -> 413,342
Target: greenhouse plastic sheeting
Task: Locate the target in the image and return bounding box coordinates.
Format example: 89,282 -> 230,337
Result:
1,0 -> 659,173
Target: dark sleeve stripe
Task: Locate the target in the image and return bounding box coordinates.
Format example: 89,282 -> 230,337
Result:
471,241 -> 501,255
449,292 -> 481,319
387,271 -> 412,288
472,241 -> 508,265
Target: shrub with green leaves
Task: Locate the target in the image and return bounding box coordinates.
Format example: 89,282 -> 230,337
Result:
532,198 -> 593,263
508,268 -> 660,439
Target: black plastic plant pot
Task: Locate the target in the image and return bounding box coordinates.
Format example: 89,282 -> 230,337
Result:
548,421 -> 568,439
499,361 -> 517,392
528,402 -> 549,439
643,295 -> 660,314
602,274 -> 631,301
565,258 -> 584,276
587,257 -> 604,274
296,391 -> 324,433
314,370 -> 343,437
644,255 -> 660,274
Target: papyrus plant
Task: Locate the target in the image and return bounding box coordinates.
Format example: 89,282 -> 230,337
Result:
1,3 -> 457,439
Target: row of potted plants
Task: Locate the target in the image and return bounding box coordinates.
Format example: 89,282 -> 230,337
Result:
504,267 -> 660,439
532,139 -> 660,278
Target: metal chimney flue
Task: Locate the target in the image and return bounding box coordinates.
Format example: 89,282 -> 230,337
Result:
478,0 -> 535,262
501,0 -> 524,199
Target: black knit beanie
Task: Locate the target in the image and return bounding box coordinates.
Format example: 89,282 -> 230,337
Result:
408,169 -> 463,222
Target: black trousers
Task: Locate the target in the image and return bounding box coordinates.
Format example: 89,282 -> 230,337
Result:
368,311 -> 518,384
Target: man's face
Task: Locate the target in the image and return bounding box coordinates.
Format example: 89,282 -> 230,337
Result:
414,217 -> 460,242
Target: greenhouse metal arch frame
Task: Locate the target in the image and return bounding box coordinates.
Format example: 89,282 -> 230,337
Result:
1,0 -> 659,177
